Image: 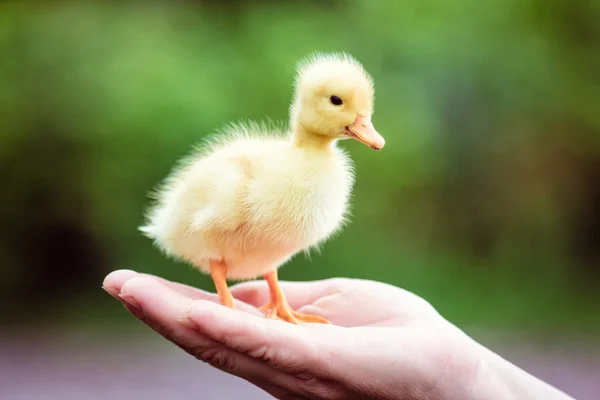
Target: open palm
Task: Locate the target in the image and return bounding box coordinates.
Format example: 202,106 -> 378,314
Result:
103,270 -> 483,399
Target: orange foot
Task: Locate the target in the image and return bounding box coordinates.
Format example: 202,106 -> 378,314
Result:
259,301 -> 329,324
260,269 -> 329,325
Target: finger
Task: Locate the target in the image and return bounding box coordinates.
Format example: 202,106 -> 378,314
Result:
102,269 -> 139,298
119,277 -> 313,395
230,278 -> 346,310
118,277 -> 216,349
185,299 -> 320,377
104,269 -> 211,300
103,269 -> 261,315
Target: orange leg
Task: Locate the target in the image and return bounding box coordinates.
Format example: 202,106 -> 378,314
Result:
259,269 -> 329,324
210,260 -> 235,309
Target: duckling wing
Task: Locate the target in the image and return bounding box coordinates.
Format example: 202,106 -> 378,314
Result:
139,125 -> 286,257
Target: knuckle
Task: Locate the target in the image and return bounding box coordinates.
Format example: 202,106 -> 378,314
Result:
249,343 -> 280,365
300,378 -> 347,400
197,347 -> 236,371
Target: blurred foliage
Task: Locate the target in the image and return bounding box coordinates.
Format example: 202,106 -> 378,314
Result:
0,0 -> 599,334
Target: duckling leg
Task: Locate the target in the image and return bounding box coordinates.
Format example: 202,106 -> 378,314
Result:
210,260 -> 235,309
259,269 -> 329,324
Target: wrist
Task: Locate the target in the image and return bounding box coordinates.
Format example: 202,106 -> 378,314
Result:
471,343 -> 575,400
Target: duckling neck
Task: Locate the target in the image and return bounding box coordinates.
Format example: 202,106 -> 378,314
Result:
292,126 -> 336,151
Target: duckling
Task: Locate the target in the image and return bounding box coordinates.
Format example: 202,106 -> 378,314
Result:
140,52 -> 384,324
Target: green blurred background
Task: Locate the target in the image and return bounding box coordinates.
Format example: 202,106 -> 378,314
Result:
2,1 -> 600,398
1,0 -> 599,348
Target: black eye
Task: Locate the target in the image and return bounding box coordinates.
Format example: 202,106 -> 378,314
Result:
330,95 -> 343,106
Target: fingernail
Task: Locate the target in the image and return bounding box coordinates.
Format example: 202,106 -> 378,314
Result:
119,294 -> 141,309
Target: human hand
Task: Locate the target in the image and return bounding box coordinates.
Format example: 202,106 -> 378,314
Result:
102,270 -> 574,400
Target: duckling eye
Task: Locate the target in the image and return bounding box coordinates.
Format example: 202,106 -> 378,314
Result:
330,95 -> 343,106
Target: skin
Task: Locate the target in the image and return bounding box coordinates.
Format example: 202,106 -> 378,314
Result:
103,270 -> 576,400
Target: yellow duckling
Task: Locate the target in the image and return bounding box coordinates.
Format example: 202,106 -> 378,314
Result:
140,52 -> 385,324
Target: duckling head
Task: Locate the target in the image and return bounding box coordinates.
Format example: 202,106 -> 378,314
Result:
290,52 -> 385,150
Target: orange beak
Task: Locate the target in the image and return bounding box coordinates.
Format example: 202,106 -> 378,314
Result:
346,115 -> 385,150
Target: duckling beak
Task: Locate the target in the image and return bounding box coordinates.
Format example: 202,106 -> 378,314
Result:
346,115 -> 385,150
